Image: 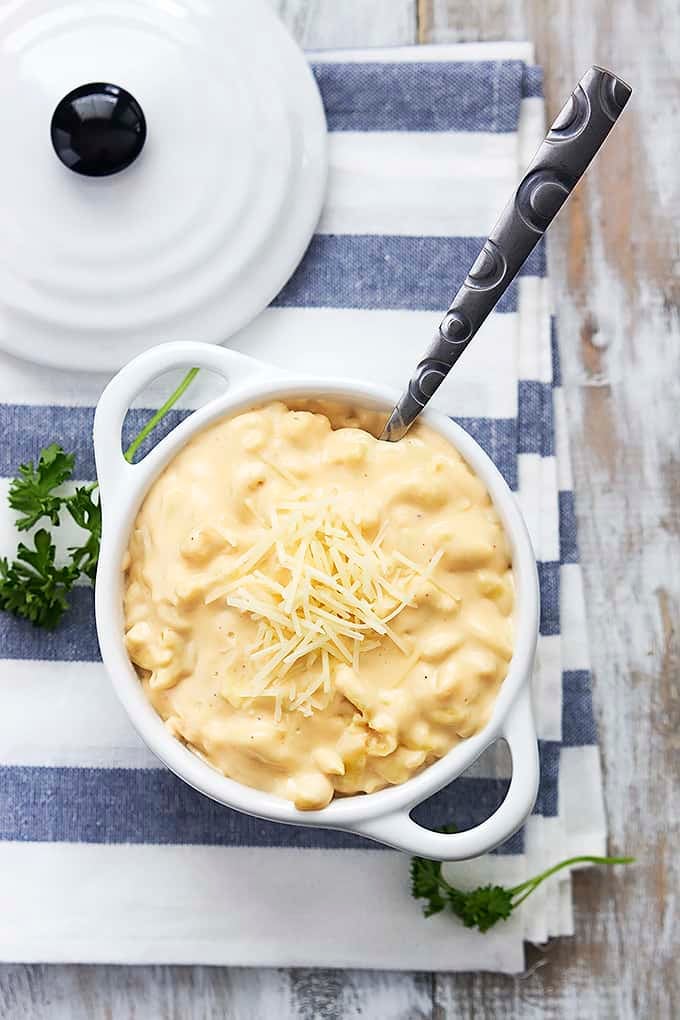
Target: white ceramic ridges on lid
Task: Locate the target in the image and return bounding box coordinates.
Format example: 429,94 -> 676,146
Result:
0,0 -> 327,371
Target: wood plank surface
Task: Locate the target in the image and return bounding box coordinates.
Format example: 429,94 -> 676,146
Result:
1,0 -> 677,1016
276,0 -> 416,48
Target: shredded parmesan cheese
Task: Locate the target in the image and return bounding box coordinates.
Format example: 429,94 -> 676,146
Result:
213,491 -> 439,716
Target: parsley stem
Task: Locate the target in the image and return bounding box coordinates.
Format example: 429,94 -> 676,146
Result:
429,854 -> 634,909
123,367 -> 200,464
509,855 -> 635,906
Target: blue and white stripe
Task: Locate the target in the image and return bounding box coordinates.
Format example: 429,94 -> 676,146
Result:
0,43 -> 604,970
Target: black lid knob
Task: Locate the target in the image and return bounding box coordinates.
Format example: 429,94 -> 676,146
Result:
51,83 -> 146,177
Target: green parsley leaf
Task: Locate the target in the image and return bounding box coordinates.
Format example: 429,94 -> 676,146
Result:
66,485 -> 101,582
0,529 -> 79,628
410,857 -> 447,916
8,444 -> 75,531
446,884 -> 514,933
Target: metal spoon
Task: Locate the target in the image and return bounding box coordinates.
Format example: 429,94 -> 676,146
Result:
380,65 -> 632,442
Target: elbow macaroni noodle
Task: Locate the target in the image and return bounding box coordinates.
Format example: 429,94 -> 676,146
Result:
124,401 -> 514,810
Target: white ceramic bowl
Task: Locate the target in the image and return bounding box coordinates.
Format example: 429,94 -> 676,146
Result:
94,341 -> 540,861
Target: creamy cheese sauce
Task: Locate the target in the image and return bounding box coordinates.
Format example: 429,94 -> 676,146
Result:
123,400 -> 514,810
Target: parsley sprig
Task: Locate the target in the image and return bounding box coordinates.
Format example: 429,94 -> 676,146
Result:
0,368 -> 198,629
0,530 -> 79,628
66,483 -> 102,582
411,852 -> 634,932
8,444 -> 75,531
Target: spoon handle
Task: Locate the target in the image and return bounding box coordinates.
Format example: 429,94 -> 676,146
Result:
381,65 -> 632,441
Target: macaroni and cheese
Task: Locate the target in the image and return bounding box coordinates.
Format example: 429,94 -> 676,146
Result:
123,401 -> 514,810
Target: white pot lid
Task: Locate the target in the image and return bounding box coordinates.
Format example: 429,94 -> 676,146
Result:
0,0 -> 327,371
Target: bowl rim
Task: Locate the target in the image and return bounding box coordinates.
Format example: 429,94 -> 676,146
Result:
94,344 -> 540,836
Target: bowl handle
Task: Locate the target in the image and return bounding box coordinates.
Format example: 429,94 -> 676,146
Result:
355,689 -> 539,861
93,341 -> 278,496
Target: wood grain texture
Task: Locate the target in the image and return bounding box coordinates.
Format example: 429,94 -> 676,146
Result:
275,0 -> 416,48
0,965 -> 433,1019
1,1 -> 677,1017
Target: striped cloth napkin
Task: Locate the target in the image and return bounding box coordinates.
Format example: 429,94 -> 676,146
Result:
0,42 -> 606,973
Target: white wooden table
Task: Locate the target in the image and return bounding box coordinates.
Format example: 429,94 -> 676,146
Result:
1,2 -> 677,1016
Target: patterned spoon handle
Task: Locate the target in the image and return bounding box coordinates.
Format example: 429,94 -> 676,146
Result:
380,65 -> 632,441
